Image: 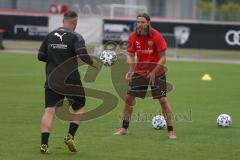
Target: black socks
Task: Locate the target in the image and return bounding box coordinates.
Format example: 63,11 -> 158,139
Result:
122,120 -> 129,129
68,122 -> 79,137
167,126 -> 173,132
41,123 -> 79,146
41,132 -> 50,146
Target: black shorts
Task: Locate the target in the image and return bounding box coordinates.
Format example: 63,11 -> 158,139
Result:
45,88 -> 85,110
127,74 -> 167,99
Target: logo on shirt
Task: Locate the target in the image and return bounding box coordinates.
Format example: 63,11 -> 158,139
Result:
136,41 -> 141,49
147,40 -> 153,48
54,32 -> 67,43
50,44 -> 67,49
174,26 -> 190,45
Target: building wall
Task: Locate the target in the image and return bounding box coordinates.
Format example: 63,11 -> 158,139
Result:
0,0 -> 196,19
0,0 -> 126,12
15,0 -> 125,12
0,0 -> 14,9
150,0 -> 166,17
165,0 -> 197,19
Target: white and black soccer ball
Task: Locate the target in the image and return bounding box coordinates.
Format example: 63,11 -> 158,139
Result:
99,50 -> 117,66
152,115 -> 166,129
217,114 -> 231,127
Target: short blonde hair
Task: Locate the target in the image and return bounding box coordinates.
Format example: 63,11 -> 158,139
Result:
63,11 -> 78,23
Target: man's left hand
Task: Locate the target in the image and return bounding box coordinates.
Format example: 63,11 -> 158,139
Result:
146,71 -> 156,85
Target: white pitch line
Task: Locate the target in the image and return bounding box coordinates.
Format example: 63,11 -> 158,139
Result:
0,73 -> 41,77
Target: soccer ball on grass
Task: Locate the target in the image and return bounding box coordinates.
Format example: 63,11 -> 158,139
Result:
217,114 -> 231,127
152,115 -> 166,129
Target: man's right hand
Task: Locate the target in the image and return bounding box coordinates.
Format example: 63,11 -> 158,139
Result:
92,59 -> 101,71
125,71 -> 134,80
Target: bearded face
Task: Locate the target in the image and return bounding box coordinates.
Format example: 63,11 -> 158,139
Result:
136,17 -> 150,35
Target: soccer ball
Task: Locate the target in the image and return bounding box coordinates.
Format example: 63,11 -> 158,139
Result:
99,50 -> 117,66
217,114 -> 231,127
152,115 -> 166,129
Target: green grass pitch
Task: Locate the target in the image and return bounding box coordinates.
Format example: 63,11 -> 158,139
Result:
0,53 -> 240,160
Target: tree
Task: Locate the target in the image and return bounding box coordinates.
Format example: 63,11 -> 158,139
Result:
198,0 -> 240,21
217,2 -> 240,21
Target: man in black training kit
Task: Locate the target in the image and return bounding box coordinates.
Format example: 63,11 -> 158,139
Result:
38,11 -> 99,154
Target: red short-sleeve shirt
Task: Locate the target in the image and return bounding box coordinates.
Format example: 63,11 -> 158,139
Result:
127,29 -> 167,76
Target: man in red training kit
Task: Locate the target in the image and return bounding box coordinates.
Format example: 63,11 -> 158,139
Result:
114,13 -> 176,139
